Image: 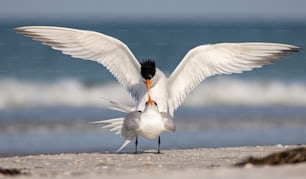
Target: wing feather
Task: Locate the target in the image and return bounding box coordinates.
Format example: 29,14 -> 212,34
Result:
168,42 -> 300,115
15,26 -> 142,100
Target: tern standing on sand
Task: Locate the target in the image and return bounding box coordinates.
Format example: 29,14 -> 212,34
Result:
118,95 -> 175,153
16,26 -> 300,152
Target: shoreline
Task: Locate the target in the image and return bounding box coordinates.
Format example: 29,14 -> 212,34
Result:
0,145 -> 305,178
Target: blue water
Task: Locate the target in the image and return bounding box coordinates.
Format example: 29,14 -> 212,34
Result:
0,20 -> 306,156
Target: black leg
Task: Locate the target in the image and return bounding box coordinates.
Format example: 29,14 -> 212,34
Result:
134,136 -> 138,154
156,136 -> 161,154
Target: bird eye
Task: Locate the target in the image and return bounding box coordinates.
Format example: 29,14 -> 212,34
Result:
153,101 -> 157,106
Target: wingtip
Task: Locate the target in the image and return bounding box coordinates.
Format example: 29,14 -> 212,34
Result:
14,26 -> 36,36
294,45 -> 303,52
280,45 -> 302,55
289,44 -> 302,52
14,26 -> 25,33
14,26 -> 31,31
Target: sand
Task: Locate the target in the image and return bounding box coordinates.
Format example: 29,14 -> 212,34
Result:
0,145 -> 305,179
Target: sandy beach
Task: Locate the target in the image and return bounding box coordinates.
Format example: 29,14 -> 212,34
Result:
0,145 -> 305,178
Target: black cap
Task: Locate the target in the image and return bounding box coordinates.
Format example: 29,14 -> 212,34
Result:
141,59 -> 156,80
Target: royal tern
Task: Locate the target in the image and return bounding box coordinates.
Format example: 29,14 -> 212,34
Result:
92,96 -> 175,153
15,26 -> 300,116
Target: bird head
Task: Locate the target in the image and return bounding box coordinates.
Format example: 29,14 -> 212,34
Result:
141,59 -> 156,91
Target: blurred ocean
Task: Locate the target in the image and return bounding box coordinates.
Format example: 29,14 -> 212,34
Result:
0,20 -> 306,156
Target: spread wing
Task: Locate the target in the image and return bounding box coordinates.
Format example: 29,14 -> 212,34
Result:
15,26 -> 142,100
168,42 -> 300,115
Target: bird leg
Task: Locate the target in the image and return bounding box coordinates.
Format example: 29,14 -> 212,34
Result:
156,136 -> 161,154
134,136 -> 138,154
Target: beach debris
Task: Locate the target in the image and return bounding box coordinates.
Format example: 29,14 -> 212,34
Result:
0,167 -> 23,176
235,147 -> 306,166
144,161 -> 153,166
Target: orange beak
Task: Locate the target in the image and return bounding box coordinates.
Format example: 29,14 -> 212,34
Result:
145,79 -> 153,106
147,94 -> 153,106
145,79 -> 151,92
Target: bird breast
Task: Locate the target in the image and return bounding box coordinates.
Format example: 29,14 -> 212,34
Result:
138,108 -> 165,140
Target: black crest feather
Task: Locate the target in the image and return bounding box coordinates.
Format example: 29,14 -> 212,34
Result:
140,59 -> 156,80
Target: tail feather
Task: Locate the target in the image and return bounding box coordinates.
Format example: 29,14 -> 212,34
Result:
110,126 -> 122,132
89,117 -> 124,136
90,117 -> 123,124
103,122 -> 123,129
116,140 -> 131,153
102,97 -> 135,113
90,98 -> 138,152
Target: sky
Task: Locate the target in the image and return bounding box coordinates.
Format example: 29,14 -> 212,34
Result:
1,0 -> 306,22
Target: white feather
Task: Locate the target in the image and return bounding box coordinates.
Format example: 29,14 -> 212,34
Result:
15,26 -> 143,101
90,117 -> 124,135
116,140 -> 131,153
16,26 -> 300,117
101,97 -> 135,113
167,43 -> 300,115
